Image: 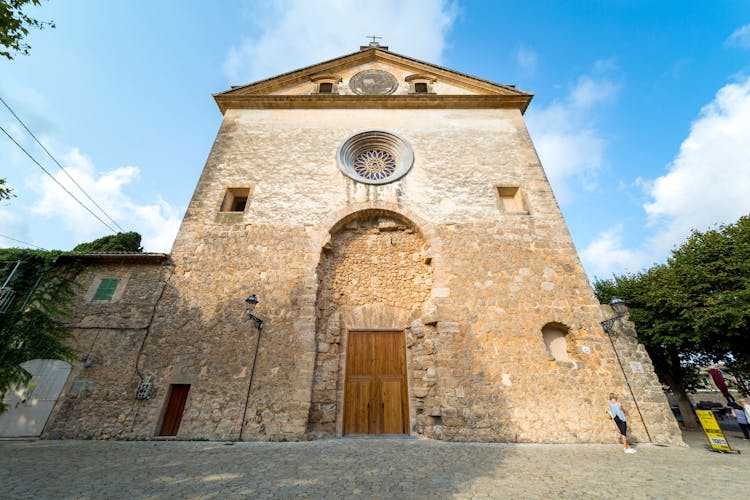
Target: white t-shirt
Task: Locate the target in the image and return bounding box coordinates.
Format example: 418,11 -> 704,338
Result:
608,401 -> 626,421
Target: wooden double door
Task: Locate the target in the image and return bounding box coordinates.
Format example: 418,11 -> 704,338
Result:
343,330 -> 409,435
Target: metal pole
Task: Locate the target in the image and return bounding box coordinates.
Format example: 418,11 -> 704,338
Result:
239,320 -> 263,441
1,260 -> 21,288
605,324 -> 653,443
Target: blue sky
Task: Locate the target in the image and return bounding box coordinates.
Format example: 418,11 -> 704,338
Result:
1,0 -> 749,280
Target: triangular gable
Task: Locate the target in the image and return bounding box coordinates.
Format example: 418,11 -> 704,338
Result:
213,48 -> 533,114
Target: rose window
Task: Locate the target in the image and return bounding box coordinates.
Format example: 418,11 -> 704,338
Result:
337,130 -> 414,185
353,149 -> 397,181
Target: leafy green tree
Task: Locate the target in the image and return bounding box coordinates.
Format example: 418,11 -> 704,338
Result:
0,249 -> 80,412
669,215 -> 750,371
594,214 -> 750,429
0,178 -> 13,201
595,266 -> 705,429
73,231 -> 143,253
0,0 -> 54,60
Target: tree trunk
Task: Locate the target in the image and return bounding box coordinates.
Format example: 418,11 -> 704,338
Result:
661,363 -> 699,430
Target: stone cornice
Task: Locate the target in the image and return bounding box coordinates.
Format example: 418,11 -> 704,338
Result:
214,94 -> 532,114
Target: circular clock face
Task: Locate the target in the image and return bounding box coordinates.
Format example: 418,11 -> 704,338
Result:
349,69 -> 399,95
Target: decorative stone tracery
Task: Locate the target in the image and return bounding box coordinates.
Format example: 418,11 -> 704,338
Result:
336,130 -> 414,185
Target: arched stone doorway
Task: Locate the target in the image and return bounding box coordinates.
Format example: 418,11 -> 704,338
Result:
307,210 -> 437,437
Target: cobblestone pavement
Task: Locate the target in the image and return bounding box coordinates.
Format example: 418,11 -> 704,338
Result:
1,430 -> 749,499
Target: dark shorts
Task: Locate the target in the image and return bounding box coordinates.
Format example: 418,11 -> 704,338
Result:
614,416 -> 627,436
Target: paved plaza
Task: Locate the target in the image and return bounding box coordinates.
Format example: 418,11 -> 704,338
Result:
1,429 -> 749,499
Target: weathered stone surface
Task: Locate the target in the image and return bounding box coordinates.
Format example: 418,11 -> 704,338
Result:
42,52 -> 680,446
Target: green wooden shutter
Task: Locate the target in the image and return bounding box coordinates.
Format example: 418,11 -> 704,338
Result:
93,278 -> 120,301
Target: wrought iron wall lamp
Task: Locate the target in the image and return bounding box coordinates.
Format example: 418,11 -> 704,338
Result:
245,294 -> 264,330
240,293 -> 264,440
601,297 -> 627,334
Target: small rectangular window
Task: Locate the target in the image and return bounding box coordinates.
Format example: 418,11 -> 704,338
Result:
414,82 -> 428,93
221,187 -> 251,213
231,197 -> 247,212
93,278 -> 120,301
496,186 -> 526,213
318,82 -> 333,93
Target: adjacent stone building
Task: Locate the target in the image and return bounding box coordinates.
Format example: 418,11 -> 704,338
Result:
35,44 -> 681,444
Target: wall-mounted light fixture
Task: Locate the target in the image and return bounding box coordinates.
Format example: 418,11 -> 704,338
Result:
240,293 -> 264,441
245,294 -> 264,330
600,297 -> 627,334
600,296 -> 652,442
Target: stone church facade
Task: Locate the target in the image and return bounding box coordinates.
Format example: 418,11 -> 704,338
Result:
40,45 -> 681,444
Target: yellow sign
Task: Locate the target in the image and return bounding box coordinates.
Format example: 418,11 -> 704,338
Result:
696,409 -> 733,452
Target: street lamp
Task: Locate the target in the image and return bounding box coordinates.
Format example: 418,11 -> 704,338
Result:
599,296 -> 652,442
601,297 -> 627,334
240,293 -> 264,441
245,294 -> 264,330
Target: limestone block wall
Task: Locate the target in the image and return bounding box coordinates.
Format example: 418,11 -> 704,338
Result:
151,103 -> 679,443
43,99 -> 678,444
603,305 -> 683,445
423,220 -> 646,443
44,260 -> 173,439
129,225 -> 317,441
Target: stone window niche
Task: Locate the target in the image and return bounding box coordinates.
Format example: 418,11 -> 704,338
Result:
541,323 -> 572,363
496,186 -> 528,214
405,73 -> 437,94
217,187 -> 252,223
220,187 -> 251,213
310,74 -> 342,94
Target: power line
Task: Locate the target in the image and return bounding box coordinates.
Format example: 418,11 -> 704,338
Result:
0,95 -> 126,232
0,233 -> 45,249
0,124 -> 118,234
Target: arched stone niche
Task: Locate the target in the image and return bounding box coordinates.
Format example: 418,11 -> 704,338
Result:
541,322 -> 573,363
307,210 -> 436,437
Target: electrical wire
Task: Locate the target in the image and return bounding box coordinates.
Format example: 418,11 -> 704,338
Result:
0,233 -> 45,249
0,124 -> 117,234
0,95 -> 125,232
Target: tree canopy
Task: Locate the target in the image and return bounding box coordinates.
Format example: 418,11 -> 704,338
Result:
594,214 -> 750,428
0,0 -> 54,60
72,231 -> 143,253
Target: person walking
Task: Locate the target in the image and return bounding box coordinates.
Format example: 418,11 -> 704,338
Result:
608,394 -> 637,453
732,398 -> 750,440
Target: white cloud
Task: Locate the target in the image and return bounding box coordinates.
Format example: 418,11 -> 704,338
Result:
643,76 -> 750,255
224,0 -> 458,84
515,46 -> 537,73
570,76 -> 619,108
582,76 -> 750,277
30,148 -> 181,252
726,23 -> 750,48
526,69 -> 620,203
1,77 -> 182,253
581,225 -> 651,278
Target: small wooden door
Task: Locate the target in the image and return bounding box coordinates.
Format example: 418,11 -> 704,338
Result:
344,331 -> 408,435
158,384 -> 190,436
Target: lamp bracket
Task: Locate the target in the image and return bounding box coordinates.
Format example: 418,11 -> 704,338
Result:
246,310 -> 263,330
600,317 -> 617,335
